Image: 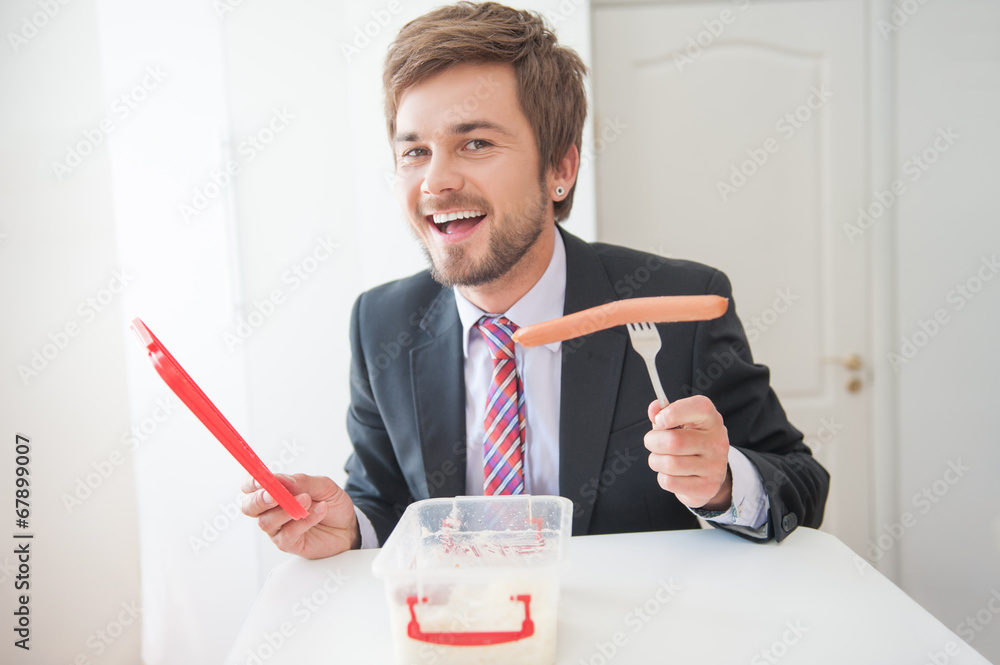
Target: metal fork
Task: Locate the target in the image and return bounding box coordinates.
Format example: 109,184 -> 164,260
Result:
626,322 -> 668,409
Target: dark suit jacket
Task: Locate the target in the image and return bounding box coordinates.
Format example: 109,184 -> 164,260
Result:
344,227 -> 829,545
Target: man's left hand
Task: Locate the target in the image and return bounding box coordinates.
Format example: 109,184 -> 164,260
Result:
644,395 -> 732,511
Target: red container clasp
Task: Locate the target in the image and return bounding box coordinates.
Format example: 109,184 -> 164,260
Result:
405,594 -> 534,646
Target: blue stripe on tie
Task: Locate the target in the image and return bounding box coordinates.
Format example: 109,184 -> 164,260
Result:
477,315 -> 524,496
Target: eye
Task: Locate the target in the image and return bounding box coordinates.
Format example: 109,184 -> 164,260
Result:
464,139 -> 492,151
401,147 -> 428,159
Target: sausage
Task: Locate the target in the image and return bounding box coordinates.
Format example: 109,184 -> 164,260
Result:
512,295 -> 729,347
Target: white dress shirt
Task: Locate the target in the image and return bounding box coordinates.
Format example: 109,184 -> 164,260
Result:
455,229 -> 567,496
356,230 -> 769,547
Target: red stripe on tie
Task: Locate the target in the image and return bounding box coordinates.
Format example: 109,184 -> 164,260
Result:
476,316 -> 525,495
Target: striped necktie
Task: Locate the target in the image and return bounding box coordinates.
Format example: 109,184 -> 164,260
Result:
476,316 -> 525,495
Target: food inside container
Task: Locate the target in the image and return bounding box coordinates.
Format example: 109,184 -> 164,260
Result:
372,495 -> 573,665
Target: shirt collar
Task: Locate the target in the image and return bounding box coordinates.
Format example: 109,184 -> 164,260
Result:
454,227 -> 566,357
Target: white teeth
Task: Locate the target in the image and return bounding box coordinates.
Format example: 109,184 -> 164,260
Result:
431,210 -> 485,225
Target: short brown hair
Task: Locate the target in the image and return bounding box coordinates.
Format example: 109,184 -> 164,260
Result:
383,1 -> 588,222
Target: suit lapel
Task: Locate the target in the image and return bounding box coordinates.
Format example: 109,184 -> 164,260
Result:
410,287 -> 468,499
557,229 -> 628,535
406,229 -> 629,523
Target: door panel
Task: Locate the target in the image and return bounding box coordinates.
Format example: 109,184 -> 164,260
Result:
593,0 -> 871,554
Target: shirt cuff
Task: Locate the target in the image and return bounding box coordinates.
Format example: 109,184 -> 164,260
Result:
354,505 -> 380,550
689,447 -> 770,537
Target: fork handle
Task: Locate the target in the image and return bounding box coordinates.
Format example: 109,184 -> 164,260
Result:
643,358 -> 669,410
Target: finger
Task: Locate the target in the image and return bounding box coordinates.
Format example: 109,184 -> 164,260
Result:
647,451 -> 705,478
647,400 -> 665,425
241,487 -> 279,518
272,500 -> 329,549
240,475 -> 262,494
257,493 -> 311,537
278,473 -> 342,503
654,395 -> 722,431
655,471 -> 719,502
272,473 -> 304,496
644,427 -> 708,456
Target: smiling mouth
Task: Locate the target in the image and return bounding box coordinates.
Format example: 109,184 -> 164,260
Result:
427,209 -> 487,235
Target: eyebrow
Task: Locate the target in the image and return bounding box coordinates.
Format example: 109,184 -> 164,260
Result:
394,120 -> 512,144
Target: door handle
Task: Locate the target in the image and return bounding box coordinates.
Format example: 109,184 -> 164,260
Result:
821,353 -> 863,371
821,353 -> 864,393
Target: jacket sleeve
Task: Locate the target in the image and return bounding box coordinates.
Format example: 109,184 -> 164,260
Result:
342,293 -> 412,545
691,269 -> 830,542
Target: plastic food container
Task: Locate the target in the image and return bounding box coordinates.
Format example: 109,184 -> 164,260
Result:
372,495 -> 573,665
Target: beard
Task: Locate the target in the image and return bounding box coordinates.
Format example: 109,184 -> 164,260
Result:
413,186 -> 549,289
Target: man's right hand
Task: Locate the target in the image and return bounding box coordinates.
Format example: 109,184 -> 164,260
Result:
240,473 -> 360,559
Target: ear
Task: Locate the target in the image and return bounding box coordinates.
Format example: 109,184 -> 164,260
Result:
546,144 -> 580,201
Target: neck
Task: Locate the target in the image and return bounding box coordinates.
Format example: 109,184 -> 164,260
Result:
458,225 -> 556,314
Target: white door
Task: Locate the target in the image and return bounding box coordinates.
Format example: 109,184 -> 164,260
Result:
592,0 -> 872,555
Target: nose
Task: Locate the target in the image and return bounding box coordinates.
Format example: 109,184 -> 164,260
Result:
421,151 -> 464,197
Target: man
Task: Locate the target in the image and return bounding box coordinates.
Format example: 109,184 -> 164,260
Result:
240,1 -> 829,558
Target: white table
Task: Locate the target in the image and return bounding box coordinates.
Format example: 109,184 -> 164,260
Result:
225,528 -> 990,664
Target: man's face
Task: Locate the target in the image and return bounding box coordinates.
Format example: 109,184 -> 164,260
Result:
393,62 -> 551,289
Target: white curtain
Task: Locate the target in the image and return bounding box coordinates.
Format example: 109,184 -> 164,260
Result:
97,0 -> 594,662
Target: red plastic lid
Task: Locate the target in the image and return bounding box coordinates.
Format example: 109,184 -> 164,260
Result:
130,317 -> 308,520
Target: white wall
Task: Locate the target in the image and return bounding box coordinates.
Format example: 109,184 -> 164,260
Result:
4,0 -> 998,663
223,0 -> 596,588
891,0 -> 1000,659
223,0 -> 594,656
0,1 -> 595,664
0,1 -> 141,664
92,1 -> 264,663
586,0 -> 999,660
